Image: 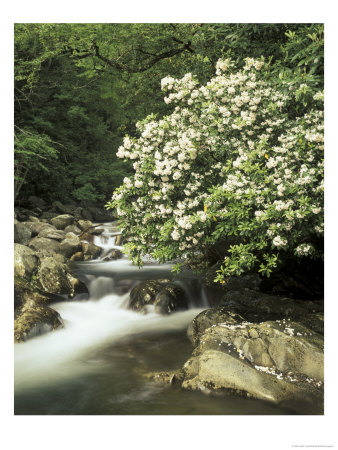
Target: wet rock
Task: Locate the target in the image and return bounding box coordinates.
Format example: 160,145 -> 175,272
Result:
144,370 -> 184,387
29,236 -> 61,255
37,226 -> 66,241
50,214 -> 75,230
66,273 -> 89,298
14,303 -> 63,343
90,227 -> 104,236
129,280 -> 163,312
103,249 -> 123,261
14,222 -> 32,245
153,284 -> 188,315
70,251 -> 84,262
81,242 -> 102,261
14,244 -> 39,280
129,281 -> 188,315
115,234 -> 124,246
59,233 -> 81,258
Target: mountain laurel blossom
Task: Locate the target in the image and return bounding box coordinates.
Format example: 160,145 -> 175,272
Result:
107,58 -> 324,282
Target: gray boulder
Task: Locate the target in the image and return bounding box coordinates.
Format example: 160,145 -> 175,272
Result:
50,214 -> 75,230
14,222 -> 32,245
14,244 -> 39,280
59,233 -> 81,258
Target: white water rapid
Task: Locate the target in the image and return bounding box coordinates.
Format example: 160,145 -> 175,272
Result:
14,223 -> 205,393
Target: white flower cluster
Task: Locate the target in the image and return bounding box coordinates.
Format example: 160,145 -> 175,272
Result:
110,57 -> 324,277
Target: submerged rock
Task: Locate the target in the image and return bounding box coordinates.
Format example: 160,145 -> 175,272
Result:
174,307 -> 324,414
103,249 -> 123,261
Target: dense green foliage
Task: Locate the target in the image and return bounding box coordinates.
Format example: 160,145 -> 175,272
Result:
15,23 -> 323,209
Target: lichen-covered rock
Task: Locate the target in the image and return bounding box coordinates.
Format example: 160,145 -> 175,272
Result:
14,222 -> 32,245
50,214 -> 75,230
59,233 -> 81,258
14,303 -> 63,343
29,236 -> 61,254
177,311 -> 324,413
81,242 -> 102,261
181,349 -> 323,414
14,244 -> 39,280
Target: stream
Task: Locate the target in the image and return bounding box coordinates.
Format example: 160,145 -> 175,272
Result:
14,223 -> 294,415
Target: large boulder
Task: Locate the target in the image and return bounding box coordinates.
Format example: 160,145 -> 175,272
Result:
14,244 -> 39,280
175,310 -> 324,413
29,236 -> 61,254
50,214 -> 75,230
14,303 -> 63,343
59,233 -> 81,258
14,222 -> 32,245
129,280 -> 163,312
81,242 -> 102,261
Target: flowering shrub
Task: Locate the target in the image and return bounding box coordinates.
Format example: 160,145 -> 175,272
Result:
107,58 -> 324,283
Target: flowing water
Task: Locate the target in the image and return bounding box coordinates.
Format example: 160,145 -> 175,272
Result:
14,223 -> 294,415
